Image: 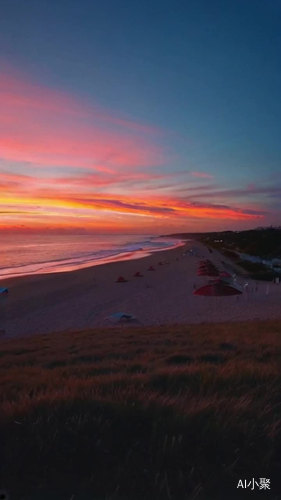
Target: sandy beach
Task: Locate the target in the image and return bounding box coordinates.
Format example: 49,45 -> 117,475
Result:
1,240 -> 281,338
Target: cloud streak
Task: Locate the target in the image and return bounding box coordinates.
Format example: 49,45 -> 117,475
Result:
0,69 -> 165,171
187,185 -> 281,199
0,66 -> 271,232
190,171 -> 214,179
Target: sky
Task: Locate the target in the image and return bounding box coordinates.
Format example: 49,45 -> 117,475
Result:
0,0 -> 281,234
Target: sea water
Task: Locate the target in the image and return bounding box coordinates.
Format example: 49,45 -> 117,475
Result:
0,233 -> 184,280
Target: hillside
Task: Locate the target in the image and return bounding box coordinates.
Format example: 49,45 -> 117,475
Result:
1,321 -> 281,499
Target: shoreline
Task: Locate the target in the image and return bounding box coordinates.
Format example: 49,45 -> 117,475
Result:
0,238 -> 185,282
2,240 -> 281,338
1,241 -> 190,338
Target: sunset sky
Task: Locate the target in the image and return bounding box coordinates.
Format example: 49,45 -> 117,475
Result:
1,0 -> 281,234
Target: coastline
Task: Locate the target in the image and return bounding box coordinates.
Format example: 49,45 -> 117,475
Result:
0,236 -> 185,281
2,239 -> 281,338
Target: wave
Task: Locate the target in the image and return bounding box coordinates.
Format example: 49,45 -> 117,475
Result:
0,236 -> 185,280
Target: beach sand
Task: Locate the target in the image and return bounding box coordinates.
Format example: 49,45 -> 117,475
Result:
1,240 -> 281,338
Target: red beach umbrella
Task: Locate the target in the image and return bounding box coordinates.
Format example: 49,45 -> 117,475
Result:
198,266 -> 218,272
198,264 -> 218,269
134,271 -> 143,277
198,262 -> 218,268
198,261 -> 218,267
193,281 -> 242,296
116,276 -> 128,283
197,269 -> 219,277
200,260 -> 217,268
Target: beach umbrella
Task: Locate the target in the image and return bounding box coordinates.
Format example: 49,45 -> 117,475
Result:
0,288 -> 8,295
198,264 -> 219,271
198,259 -> 217,266
134,271 -> 143,277
197,266 -> 218,272
148,266 -> 155,271
193,281 -> 242,296
198,265 -> 218,272
198,262 -> 218,270
116,276 -> 128,283
197,269 -> 219,277
214,278 -> 243,291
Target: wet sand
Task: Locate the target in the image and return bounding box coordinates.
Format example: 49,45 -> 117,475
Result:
1,241 -> 281,338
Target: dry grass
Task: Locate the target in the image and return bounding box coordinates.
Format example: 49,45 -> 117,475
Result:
1,320 -> 281,499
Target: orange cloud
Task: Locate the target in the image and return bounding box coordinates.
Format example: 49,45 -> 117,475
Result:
0,186 -> 263,228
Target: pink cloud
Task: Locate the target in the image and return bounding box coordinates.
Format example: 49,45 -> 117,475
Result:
0,66 -> 162,134
0,133 -> 163,169
0,69 -> 165,171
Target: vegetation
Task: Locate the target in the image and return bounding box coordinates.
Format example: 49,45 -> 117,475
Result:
199,227 -> 281,260
219,249 -> 239,261
168,227 -> 281,261
168,227 -> 281,281
235,261 -> 268,273
236,260 -> 278,281
1,322 -> 281,499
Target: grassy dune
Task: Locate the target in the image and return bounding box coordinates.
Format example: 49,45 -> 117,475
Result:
1,321 -> 281,499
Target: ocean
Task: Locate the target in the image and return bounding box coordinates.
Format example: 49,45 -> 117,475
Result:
0,233 -> 184,280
